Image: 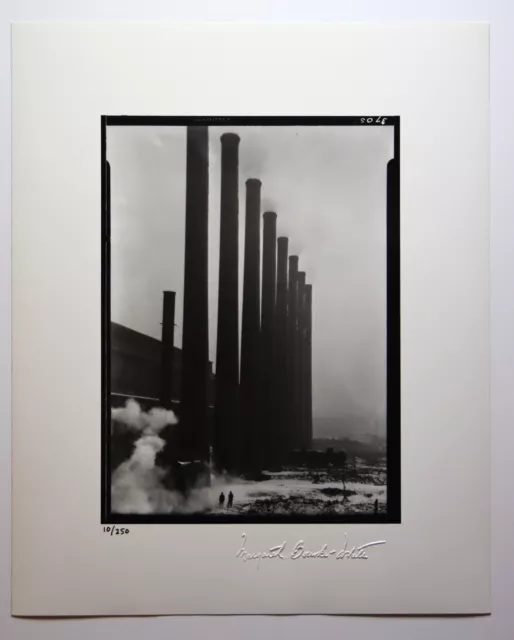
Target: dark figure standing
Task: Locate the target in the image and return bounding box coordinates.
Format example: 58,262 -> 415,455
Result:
374,499 -> 378,514
219,492 -> 225,507
227,491 -> 234,508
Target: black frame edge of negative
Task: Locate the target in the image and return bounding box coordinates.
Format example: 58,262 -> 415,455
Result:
100,115 -> 401,525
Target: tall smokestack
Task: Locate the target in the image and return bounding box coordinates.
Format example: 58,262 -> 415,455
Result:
297,271 -> 306,449
180,126 -> 209,461
240,179 -> 262,472
261,212 -> 277,332
276,238 -> 289,331
159,291 -> 176,410
261,211 -> 277,467
275,237 -> 289,462
287,255 -> 299,452
214,133 -> 241,472
305,283 -> 313,449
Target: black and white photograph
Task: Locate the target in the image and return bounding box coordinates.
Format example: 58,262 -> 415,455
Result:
103,116 -> 400,524
10,20 -> 493,621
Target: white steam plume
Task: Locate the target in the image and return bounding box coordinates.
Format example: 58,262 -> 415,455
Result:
111,399 -> 235,515
111,397 -> 178,434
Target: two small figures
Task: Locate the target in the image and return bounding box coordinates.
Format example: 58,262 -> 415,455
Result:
219,491 -> 234,508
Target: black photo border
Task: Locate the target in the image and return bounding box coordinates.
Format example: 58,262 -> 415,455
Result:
101,115 -> 401,525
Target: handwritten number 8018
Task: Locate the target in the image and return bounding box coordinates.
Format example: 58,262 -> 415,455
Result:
361,117 -> 388,125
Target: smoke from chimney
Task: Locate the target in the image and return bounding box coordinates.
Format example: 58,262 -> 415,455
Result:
111,400 -> 236,514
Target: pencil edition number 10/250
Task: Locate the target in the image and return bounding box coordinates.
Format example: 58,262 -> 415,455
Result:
103,526 -> 130,535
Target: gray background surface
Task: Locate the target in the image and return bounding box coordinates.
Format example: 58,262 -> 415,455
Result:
1,1 -> 512,637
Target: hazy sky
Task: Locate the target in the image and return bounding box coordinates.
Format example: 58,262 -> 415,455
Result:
107,125 -> 393,430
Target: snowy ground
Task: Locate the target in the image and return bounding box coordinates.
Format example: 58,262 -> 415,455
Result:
209,458 -> 386,515
111,399 -> 387,516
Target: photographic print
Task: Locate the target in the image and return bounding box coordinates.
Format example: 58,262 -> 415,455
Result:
12,23 -> 490,617
103,116 -> 400,524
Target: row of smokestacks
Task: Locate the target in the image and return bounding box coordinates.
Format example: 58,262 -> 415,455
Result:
209,129 -> 314,472
182,126 -> 314,472
108,125 -> 314,473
